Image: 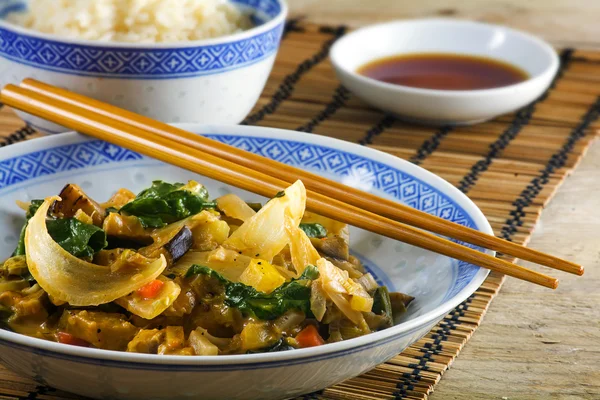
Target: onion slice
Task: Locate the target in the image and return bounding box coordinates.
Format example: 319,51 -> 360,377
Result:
216,194 -> 256,222
285,214 -> 320,276
223,181 -> 306,261
25,197 -> 167,306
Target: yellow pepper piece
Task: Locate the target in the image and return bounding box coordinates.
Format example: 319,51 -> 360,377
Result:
239,258 -> 286,294
350,293 -> 374,313
240,322 -> 277,351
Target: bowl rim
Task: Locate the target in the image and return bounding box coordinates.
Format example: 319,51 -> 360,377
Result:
0,0 -> 288,49
0,124 -> 492,367
330,18 -> 560,98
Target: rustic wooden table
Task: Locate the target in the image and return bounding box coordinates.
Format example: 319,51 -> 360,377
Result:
288,1 -> 600,399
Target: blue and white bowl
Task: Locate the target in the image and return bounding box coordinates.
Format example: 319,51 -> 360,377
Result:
0,125 -> 491,400
0,0 -> 286,132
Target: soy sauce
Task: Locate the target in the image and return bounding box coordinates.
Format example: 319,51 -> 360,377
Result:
357,53 -> 529,90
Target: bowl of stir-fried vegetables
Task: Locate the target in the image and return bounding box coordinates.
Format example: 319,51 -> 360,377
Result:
0,125 -> 492,400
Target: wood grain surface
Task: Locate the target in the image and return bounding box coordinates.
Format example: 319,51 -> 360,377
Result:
288,1 -> 600,399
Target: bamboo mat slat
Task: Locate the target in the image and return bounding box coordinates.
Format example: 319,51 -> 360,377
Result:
0,20 -> 599,400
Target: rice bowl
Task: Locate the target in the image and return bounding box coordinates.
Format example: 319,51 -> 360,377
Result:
0,0 -> 287,129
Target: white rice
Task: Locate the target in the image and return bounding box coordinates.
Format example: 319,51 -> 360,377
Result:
7,0 -> 253,43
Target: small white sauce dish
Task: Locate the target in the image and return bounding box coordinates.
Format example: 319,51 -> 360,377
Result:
330,19 -> 559,126
0,0 -> 287,133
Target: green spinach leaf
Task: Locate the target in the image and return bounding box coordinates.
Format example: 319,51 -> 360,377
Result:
12,199 -> 45,256
119,181 -> 215,228
299,223 -> 327,238
187,265 -> 320,320
46,218 -> 107,259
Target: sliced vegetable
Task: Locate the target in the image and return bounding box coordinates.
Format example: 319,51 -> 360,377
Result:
157,326 -> 195,355
102,212 -> 152,244
223,180 -> 306,261
389,291 -> 415,314
372,286 -> 393,328
309,280 -> 327,321
285,214 -> 320,276
137,279 -> 165,300
57,332 -> 90,347
45,218 -> 107,259
101,188 -> 136,209
316,258 -> 373,313
363,311 -> 392,331
272,310 -> 306,334
171,247 -> 251,282
301,211 -> 348,239
53,184 -> 106,226
126,329 -> 164,353
239,259 -> 285,294
0,284 -> 49,334
189,327 -> 231,350
315,258 -> 372,327
299,223 -> 327,238
1,255 -> 28,277
188,211 -> 230,251
312,236 -> 349,261
324,257 -> 363,279
0,279 -> 30,292
164,326 -> 185,351
162,279 -> 196,317
295,325 -> 325,348
216,193 -> 256,222
25,197 -> 167,306
327,291 -> 364,326
240,321 -> 278,351
115,278 -> 181,320
162,226 -> 193,262
187,264 -> 319,320
58,310 -> 139,350
357,273 -> 379,292
188,328 -> 219,355
339,321 -> 367,339
140,212 -> 214,261
246,202 -> 263,212
73,209 -> 94,225
120,180 -> 215,228
12,199 -> 44,256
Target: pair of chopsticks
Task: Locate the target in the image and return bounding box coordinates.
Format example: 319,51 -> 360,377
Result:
0,80 -> 583,289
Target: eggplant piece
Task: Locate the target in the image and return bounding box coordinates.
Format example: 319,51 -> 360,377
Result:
367,287 -> 413,331
53,184 -> 106,226
389,291 -> 415,315
164,226 -> 193,263
311,235 -> 349,261
140,226 -> 193,265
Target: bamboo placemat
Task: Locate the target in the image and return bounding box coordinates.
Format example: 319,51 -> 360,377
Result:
0,20 -> 599,400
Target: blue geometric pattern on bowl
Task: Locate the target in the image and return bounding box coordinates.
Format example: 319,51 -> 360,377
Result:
0,0 -> 284,79
0,134 -> 481,300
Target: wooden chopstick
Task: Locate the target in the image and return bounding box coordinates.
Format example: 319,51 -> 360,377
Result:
0,84 -> 560,289
18,79 -> 583,277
